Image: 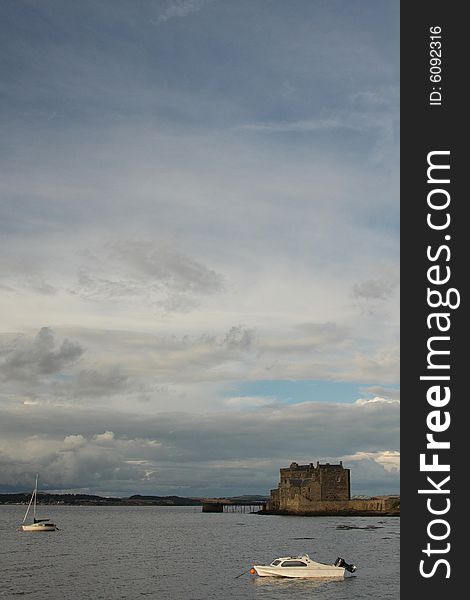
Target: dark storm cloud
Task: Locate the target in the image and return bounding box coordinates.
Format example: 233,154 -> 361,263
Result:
0,398 -> 399,495
344,456 -> 399,496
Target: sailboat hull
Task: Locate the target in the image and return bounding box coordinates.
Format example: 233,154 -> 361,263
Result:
20,475 -> 58,532
21,523 -> 57,531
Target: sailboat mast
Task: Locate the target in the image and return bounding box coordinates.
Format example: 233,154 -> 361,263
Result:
22,475 -> 38,524
33,474 -> 38,521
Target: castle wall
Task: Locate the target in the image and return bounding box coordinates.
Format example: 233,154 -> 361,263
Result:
266,496 -> 399,515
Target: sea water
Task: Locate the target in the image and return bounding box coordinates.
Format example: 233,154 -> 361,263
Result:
0,505 -> 399,599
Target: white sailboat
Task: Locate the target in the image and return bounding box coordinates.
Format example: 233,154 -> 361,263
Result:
21,474 -> 58,532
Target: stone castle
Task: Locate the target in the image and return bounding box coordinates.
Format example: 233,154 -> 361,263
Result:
265,461 -> 399,516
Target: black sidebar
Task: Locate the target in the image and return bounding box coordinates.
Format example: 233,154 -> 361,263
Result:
401,1 -> 466,597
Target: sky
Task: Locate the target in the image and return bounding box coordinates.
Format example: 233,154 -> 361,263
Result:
0,0 -> 399,497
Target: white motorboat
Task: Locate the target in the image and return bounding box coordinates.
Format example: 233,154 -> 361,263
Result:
20,475 -> 58,532
250,554 -> 356,578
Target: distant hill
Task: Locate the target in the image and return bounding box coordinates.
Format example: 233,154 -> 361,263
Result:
126,495 -> 201,506
0,492 -> 268,506
0,492 -> 202,506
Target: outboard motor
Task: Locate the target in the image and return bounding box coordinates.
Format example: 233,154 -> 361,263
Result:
334,557 -> 357,573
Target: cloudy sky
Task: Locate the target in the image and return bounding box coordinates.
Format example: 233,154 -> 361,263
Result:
0,0 -> 399,497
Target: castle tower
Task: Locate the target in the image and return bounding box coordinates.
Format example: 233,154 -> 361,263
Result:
267,461 -> 350,511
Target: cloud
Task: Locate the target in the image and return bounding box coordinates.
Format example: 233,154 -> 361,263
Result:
110,241 -> 224,295
0,324 -> 399,413
238,84 -> 398,164
223,325 -> 257,351
61,434 -> 87,451
345,450 -> 400,473
342,455 -> 399,496
352,278 -> 398,301
71,240 -> 224,313
223,396 -> 274,409
290,321 -> 350,348
239,119 -> 341,133
72,369 -> 129,399
349,347 -> 399,384
156,0 -> 213,23
0,256 -> 57,295
0,327 -> 82,382
354,396 -> 400,406
93,431 -> 115,443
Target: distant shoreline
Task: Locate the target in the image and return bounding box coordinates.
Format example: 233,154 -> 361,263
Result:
0,492 -> 268,507
0,492 -> 400,516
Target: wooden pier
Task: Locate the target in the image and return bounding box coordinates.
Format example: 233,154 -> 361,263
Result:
201,499 -> 266,513
223,503 -> 265,513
